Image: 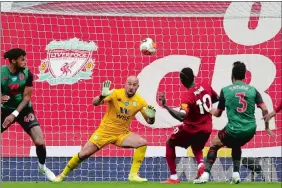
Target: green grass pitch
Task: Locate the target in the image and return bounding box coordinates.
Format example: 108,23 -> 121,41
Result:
2,182 -> 281,188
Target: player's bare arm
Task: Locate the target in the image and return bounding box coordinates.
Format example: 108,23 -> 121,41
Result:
259,103 -> 275,137
210,108 -> 223,117
260,103 -> 269,119
253,89 -> 275,137
92,95 -> 106,106
263,101 -> 281,122
16,86 -> 32,113
263,111 -> 277,123
92,80 -> 115,106
158,93 -> 186,122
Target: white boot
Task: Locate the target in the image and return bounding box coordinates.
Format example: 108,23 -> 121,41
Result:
38,163 -> 56,182
231,172 -> 241,184
193,171 -> 209,184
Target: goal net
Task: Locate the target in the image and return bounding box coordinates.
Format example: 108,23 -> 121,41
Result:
1,1 -> 281,182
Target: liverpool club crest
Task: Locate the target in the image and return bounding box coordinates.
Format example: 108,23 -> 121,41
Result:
36,38 -> 98,85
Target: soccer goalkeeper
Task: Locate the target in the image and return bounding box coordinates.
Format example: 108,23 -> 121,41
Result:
55,76 -> 156,182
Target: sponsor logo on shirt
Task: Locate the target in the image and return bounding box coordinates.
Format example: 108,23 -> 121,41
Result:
8,84 -> 20,95
11,76 -> 17,82
132,100 -> 137,107
117,107 -> 130,121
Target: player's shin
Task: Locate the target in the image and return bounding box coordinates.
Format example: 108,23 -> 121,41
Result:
231,147 -> 242,184
36,145 -> 46,165
129,145 -> 147,174
192,148 -> 205,178
192,148 -> 204,165
61,153 -> 83,177
232,147 -> 242,172
36,144 -> 56,181
205,145 -> 220,173
165,141 -> 178,179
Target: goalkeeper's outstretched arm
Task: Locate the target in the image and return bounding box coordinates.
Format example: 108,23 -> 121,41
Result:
92,95 -> 106,106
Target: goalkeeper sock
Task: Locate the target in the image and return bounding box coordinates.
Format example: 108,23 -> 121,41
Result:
61,153 -> 83,177
205,145 -> 220,173
192,148 -> 204,164
166,142 -> 177,175
129,146 -> 147,174
36,145 -> 46,165
232,147 -> 242,172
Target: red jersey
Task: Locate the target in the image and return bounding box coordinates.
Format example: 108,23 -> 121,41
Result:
180,83 -> 218,133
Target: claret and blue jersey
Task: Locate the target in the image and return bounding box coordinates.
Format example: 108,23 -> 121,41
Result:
1,65 -> 33,111
217,81 -> 264,137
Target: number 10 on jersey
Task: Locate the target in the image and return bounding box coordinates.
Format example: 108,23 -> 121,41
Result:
196,94 -> 212,114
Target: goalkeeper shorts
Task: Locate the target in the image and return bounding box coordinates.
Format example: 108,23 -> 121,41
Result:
89,128 -> 132,149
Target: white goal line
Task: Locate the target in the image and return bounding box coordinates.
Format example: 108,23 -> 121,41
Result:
29,146 -> 281,158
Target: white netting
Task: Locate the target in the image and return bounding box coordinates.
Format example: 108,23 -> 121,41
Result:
1,1 -> 281,182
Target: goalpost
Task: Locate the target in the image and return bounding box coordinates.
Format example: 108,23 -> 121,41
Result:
1,1 -> 281,182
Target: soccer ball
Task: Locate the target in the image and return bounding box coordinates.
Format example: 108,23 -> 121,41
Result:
140,38 -> 157,55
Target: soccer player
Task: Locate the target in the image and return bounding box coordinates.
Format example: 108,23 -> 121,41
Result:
195,61 -> 275,184
158,67 -> 219,184
1,48 -> 56,181
263,101 -> 281,122
55,76 -> 156,182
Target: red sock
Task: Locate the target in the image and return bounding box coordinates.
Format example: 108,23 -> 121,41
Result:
166,142 -> 177,175
192,148 -> 204,165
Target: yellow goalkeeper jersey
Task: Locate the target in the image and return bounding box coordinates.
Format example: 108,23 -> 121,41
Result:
99,88 -> 148,133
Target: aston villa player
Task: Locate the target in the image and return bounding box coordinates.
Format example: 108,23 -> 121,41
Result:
1,48 -> 56,181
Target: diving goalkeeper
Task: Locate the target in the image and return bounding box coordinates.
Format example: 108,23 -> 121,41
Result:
55,76 -> 156,182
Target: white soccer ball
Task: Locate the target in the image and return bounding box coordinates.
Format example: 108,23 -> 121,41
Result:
140,38 -> 157,55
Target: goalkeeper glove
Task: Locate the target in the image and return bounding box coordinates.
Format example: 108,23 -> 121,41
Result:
144,105 -> 156,118
101,80 -> 115,97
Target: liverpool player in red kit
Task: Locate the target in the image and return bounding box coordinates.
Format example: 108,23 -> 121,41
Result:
159,67 -> 219,184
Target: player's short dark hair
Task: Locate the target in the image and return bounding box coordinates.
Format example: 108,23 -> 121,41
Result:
180,67 -> 194,88
4,48 -> 26,63
232,61 -> 246,80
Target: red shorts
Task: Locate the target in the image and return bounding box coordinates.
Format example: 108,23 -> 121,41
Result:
169,125 -> 211,150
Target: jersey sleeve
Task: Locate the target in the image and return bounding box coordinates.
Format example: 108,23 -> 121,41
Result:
140,98 -> 148,118
274,101 -> 282,113
211,87 -> 219,103
25,70 -> 34,87
103,90 -> 116,102
217,89 -> 225,111
255,89 -> 264,107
